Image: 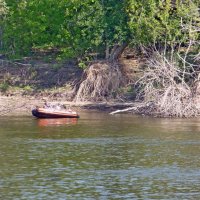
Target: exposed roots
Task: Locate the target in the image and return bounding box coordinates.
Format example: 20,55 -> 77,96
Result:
74,62 -> 125,102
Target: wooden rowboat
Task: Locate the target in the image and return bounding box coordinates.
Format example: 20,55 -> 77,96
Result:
32,107 -> 79,118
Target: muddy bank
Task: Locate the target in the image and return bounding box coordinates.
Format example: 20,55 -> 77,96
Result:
0,55 -> 142,116
0,96 -> 136,116
0,54 -> 142,100
0,59 -> 82,99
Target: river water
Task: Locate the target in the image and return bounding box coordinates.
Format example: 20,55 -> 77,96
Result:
1,111 -> 200,199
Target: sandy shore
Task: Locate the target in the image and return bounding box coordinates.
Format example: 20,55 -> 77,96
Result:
0,95 -> 135,116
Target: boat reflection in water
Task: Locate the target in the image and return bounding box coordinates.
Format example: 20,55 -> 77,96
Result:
37,118 -> 78,127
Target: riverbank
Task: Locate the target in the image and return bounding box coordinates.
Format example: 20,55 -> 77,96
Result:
0,95 -> 136,116
0,54 -> 142,116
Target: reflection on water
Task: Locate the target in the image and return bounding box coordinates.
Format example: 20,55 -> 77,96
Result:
1,112 -> 200,199
37,118 -> 78,127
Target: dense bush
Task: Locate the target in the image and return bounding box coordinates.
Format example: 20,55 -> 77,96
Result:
1,0 -> 199,59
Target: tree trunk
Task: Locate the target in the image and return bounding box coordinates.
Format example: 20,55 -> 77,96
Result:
108,42 -> 128,62
105,42 -> 110,60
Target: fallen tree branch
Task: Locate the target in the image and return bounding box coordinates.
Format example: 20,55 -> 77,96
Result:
110,106 -> 138,115
109,103 -> 153,115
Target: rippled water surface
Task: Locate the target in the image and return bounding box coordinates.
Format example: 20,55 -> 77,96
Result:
1,111 -> 200,199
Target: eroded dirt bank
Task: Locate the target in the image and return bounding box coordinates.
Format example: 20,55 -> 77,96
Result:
0,96 -> 137,116
0,52 -> 143,116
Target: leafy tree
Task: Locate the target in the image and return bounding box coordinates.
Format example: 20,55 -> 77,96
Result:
0,0 -> 8,51
128,0 -> 200,47
0,0 -> 7,17
2,0 -> 200,59
3,0 -> 67,56
2,0 -> 129,59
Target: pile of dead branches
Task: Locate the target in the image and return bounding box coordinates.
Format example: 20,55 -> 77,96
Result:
74,62 -> 125,102
110,49 -> 200,117
135,49 -> 200,117
111,17 -> 200,118
134,16 -> 200,117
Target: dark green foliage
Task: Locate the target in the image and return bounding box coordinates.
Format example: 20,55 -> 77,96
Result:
1,0 -> 200,59
0,82 -> 9,92
128,0 -> 200,46
2,0 -> 67,57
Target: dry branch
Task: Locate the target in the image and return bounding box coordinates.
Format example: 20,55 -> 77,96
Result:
136,48 -> 200,117
111,44 -> 200,117
110,106 -> 138,115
